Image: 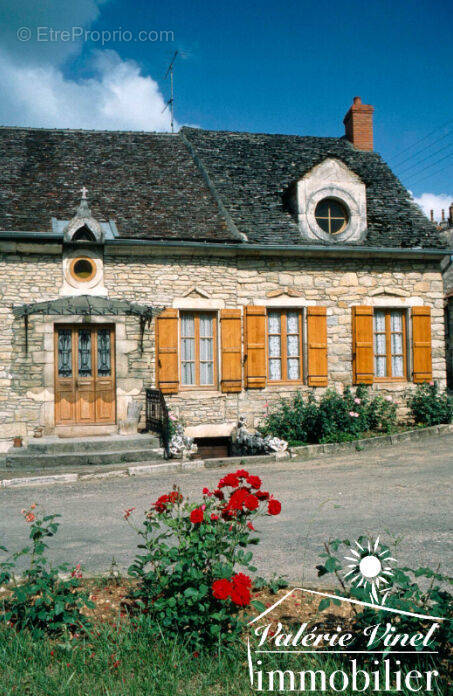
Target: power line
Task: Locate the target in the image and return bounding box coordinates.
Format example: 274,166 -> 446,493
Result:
391,129 -> 451,169
403,150 -> 453,181
405,161 -> 453,188
396,141 -> 453,176
402,154 -> 453,187
389,119 -> 453,164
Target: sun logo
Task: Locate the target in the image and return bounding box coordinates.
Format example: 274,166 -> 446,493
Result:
344,537 -> 396,605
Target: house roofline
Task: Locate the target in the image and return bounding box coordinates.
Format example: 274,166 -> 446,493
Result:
0,231 -> 449,260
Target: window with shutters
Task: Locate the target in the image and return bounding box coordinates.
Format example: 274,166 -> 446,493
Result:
267,309 -> 303,383
180,312 -> 218,389
373,309 -> 407,381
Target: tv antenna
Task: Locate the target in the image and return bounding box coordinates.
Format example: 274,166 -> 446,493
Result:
162,51 -> 178,132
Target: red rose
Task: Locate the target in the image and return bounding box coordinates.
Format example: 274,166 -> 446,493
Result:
233,572 -> 252,588
268,499 -> 281,515
212,579 -> 233,600
235,469 -> 249,478
190,508 -> 204,524
246,475 -> 262,489
247,521 -> 255,531
168,491 -> 182,504
228,488 -> 249,511
256,490 -> 270,500
244,494 -> 259,511
213,489 -> 224,500
211,513 -> 219,521
202,487 -> 211,495
231,584 -> 251,606
219,473 -> 240,488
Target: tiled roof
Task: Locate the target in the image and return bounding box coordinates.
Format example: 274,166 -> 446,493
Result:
0,127 -> 235,242
0,124 -> 445,249
182,127 -> 444,248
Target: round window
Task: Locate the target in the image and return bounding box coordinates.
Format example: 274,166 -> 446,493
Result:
70,257 -> 96,282
315,198 -> 349,235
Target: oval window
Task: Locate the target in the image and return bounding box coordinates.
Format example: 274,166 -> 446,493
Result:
70,257 -> 96,282
315,198 -> 349,235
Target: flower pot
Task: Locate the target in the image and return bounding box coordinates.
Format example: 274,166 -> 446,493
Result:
13,436 -> 23,448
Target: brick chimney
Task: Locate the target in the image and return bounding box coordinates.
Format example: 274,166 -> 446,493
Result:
343,96 -> 374,151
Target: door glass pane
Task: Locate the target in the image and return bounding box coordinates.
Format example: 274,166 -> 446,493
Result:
78,329 -> 92,377
97,328 -> 111,376
58,329 -> 72,377
181,314 -> 195,385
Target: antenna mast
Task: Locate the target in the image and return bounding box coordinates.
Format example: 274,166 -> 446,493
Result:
163,51 -> 178,133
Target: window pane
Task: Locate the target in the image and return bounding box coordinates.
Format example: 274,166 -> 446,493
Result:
268,334 -> 281,358
268,312 -> 281,334
200,360 -> 213,385
374,311 -> 386,333
390,311 -> 403,332
391,332 -> 403,355
269,359 -> 281,381
58,329 -> 72,377
374,332 -> 386,355
287,333 -> 299,357
287,358 -> 300,380
181,314 -> 195,385
286,312 -> 299,334
392,355 -> 404,377
375,356 -> 386,377
199,315 -> 213,338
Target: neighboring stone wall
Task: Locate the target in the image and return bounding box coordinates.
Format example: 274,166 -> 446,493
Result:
0,245 -> 447,450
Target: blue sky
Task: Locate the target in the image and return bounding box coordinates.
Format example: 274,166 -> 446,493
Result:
0,0 -> 451,214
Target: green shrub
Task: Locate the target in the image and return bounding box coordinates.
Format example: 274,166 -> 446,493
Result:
126,469 -> 281,649
408,381 -> 453,426
0,505 -> 93,638
316,536 -> 453,657
260,385 -> 397,445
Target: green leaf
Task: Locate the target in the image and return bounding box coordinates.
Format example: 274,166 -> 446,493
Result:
318,598 -> 331,612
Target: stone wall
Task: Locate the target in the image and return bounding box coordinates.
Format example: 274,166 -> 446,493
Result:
0,245 -> 447,450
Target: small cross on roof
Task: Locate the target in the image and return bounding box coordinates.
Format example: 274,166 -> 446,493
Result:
80,186 -> 88,200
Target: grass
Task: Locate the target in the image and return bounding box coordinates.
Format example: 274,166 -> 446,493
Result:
0,620 -> 447,695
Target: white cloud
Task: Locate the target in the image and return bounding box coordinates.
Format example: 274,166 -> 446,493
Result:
0,0 -> 176,131
0,49 -> 175,131
412,192 -> 453,221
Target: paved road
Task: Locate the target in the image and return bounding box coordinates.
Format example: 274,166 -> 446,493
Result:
0,434 -> 452,585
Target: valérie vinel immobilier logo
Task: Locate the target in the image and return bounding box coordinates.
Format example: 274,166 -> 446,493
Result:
245,537 -> 446,693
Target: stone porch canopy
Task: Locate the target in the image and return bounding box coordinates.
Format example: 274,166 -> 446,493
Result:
12,295 -> 161,354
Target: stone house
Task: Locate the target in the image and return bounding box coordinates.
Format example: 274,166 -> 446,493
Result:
0,97 -> 449,453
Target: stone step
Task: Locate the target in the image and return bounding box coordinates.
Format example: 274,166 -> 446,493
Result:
26,434 -> 160,454
6,447 -> 163,469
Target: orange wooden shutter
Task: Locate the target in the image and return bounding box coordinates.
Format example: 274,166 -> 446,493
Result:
156,308 -> 179,394
307,306 -> 328,387
220,309 -> 242,393
245,306 -> 266,388
352,306 -> 374,385
412,306 -> 432,383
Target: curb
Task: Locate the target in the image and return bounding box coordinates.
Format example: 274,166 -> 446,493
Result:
1,423 -> 452,489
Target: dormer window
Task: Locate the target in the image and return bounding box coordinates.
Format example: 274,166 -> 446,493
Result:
315,198 -> 349,236
72,226 -> 97,242
290,158 -> 367,244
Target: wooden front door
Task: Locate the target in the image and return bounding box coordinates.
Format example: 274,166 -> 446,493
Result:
55,325 -> 116,425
